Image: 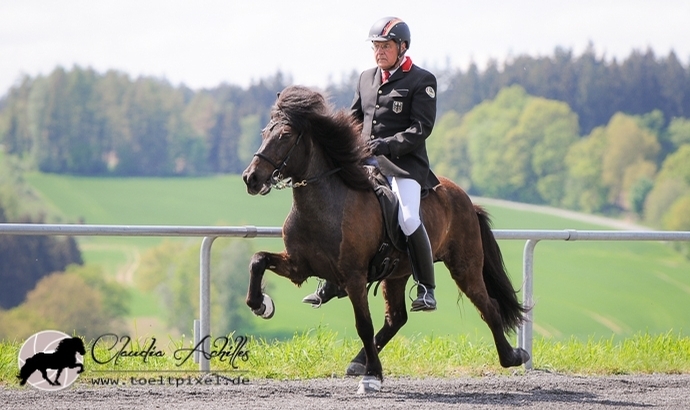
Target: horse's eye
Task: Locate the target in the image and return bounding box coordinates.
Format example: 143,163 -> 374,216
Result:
279,132 -> 291,140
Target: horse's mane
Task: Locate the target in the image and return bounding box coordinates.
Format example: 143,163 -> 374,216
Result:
275,86 -> 372,191
55,337 -> 83,353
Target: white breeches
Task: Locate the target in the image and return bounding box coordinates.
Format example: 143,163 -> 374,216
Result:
389,177 -> 421,236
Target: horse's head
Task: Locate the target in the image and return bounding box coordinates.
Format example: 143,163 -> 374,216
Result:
242,86 -> 322,195
242,114 -> 306,195
242,85 -> 371,195
56,337 -> 86,356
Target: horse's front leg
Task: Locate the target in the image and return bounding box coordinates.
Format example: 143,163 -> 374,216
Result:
246,251 -> 292,318
346,278 -> 383,393
347,277 -> 408,376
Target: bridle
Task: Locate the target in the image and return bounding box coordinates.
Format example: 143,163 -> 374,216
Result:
253,118 -> 340,190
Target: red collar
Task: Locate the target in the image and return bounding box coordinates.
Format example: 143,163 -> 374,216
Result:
401,56 -> 413,72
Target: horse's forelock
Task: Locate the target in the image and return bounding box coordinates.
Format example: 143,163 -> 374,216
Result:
275,86 -> 330,131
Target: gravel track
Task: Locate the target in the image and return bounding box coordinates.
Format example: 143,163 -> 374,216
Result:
4,372 -> 690,409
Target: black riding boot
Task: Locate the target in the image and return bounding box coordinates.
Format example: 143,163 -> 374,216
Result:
302,280 -> 347,307
408,224 -> 437,312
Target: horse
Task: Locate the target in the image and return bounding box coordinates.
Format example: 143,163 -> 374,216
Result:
241,85 -> 530,392
17,336 -> 85,386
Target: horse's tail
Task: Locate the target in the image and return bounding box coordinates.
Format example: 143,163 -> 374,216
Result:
17,357 -> 36,385
475,205 -> 528,333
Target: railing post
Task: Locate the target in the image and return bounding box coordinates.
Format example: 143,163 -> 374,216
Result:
518,238 -> 539,370
199,236 -> 216,372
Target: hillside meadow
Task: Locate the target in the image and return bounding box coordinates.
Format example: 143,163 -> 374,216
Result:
21,173 -> 690,342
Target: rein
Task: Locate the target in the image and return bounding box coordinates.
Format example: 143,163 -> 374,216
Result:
253,119 -> 340,190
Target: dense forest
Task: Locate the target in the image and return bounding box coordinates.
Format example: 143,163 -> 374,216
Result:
1,45 -> 689,338
1,46 -> 689,178
438,45 -> 690,134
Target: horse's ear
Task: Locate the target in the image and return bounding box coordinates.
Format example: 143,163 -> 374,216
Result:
276,92 -> 281,98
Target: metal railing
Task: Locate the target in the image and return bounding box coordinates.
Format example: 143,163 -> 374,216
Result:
1,223 -> 688,371
496,229 -> 690,369
0,223 -> 282,372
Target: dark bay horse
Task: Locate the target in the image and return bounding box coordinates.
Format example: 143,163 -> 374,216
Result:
242,85 -> 529,392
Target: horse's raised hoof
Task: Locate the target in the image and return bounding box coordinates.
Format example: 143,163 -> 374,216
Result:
357,375 -> 381,394
251,294 -> 275,319
346,361 -> 366,376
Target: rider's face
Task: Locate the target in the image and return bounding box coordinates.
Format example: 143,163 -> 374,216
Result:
372,40 -> 399,70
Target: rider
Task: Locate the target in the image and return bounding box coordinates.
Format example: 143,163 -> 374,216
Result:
302,16 -> 439,312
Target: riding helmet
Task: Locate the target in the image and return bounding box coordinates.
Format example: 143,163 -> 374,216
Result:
367,17 -> 411,49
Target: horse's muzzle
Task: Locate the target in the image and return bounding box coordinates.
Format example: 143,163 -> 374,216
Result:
242,166 -> 272,196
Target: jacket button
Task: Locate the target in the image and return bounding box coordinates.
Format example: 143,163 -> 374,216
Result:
378,90 -> 382,94
373,120 -> 377,124
370,135 -> 375,140
375,104 -> 379,108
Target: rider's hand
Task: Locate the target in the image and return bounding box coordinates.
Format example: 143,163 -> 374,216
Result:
367,139 -> 390,156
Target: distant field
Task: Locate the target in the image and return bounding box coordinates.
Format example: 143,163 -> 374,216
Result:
24,173 -> 690,341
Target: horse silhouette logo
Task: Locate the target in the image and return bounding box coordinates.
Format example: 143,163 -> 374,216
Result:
17,330 -> 85,391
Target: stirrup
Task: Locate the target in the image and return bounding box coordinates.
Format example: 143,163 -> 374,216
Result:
301,280 -> 346,308
302,281 -> 327,308
409,282 -> 437,312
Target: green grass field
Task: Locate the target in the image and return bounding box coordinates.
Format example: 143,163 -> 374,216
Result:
3,330 -> 690,384
23,173 -> 690,342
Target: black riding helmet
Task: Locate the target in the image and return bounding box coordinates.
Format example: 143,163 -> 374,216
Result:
367,17 -> 411,58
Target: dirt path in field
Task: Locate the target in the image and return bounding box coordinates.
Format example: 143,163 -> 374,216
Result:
4,372 -> 690,409
472,196 -> 651,231
79,243 -> 141,285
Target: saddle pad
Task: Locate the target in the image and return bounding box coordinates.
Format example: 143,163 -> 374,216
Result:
368,169 -> 407,252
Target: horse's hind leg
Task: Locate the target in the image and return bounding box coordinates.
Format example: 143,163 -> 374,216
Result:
52,368 -> 63,385
445,255 -> 528,368
39,369 -> 57,386
346,277 -> 408,376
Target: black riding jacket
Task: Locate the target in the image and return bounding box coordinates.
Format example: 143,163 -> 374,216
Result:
350,57 -> 440,189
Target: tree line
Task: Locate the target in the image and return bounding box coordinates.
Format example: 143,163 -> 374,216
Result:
1,45 -> 689,178
0,68 -> 289,176
429,85 -> 690,257
439,45 -> 690,135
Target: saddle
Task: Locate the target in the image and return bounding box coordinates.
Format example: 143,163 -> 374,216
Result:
365,166 -> 406,287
